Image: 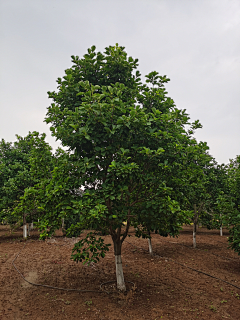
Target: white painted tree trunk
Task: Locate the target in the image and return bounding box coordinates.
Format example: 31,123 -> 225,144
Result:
30,222 -> 34,230
193,224 -> 197,248
23,225 -> 27,238
115,255 -> 126,291
220,226 -> 223,236
193,204 -> 198,248
23,215 -> 27,239
148,238 -> 153,255
220,213 -> 223,236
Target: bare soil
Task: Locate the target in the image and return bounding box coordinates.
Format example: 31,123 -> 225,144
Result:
0,225 -> 240,320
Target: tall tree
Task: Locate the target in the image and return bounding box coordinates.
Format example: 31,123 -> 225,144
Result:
44,44 -> 205,290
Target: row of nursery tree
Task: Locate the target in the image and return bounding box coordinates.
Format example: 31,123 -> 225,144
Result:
0,44 -> 239,291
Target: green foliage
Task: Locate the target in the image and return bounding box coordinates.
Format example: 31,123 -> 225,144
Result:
71,232 -> 111,265
16,148 -> 74,237
178,155 -> 232,231
198,164 -> 230,229
11,132 -> 57,225
42,44 -> 212,263
227,156 -> 240,255
0,132 -> 51,224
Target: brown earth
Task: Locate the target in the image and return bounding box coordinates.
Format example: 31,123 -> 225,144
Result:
0,225 -> 240,320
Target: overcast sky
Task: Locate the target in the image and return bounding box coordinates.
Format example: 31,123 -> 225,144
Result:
0,0 -> 239,164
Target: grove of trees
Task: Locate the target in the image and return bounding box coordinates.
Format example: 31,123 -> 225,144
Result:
1,44 -> 239,291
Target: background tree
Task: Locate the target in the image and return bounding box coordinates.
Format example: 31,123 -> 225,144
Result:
14,135 -> 70,238
226,155 -> 240,255
175,141 -> 215,248
0,134 -> 34,236
202,164 -> 229,236
0,132 -> 54,237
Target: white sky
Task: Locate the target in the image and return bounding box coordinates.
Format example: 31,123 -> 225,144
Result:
0,0 -> 239,164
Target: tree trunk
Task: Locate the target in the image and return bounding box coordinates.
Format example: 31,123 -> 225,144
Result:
114,240 -> 126,291
27,223 -> 31,237
148,231 -> 153,255
220,226 -> 223,236
193,222 -> 197,248
62,218 -> 65,229
148,238 -> 153,255
23,214 -> 27,239
193,204 -> 198,248
220,214 -> 223,236
30,222 -> 34,230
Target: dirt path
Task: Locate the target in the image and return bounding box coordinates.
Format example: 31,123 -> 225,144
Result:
0,225 -> 239,319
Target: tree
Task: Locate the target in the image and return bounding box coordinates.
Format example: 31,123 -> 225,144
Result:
185,155 -> 223,248
16,147 -> 76,238
203,164 -> 230,236
13,134 -> 70,238
44,44 -> 205,291
0,132 -> 54,238
159,134 -> 215,248
226,155 -> 240,255
0,134 -> 34,236
172,143 -> 232,247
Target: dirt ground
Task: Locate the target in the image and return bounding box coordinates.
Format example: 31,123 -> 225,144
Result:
0,225 -> 240,320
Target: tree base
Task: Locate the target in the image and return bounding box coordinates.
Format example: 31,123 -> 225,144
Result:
115,255 -> 126,291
